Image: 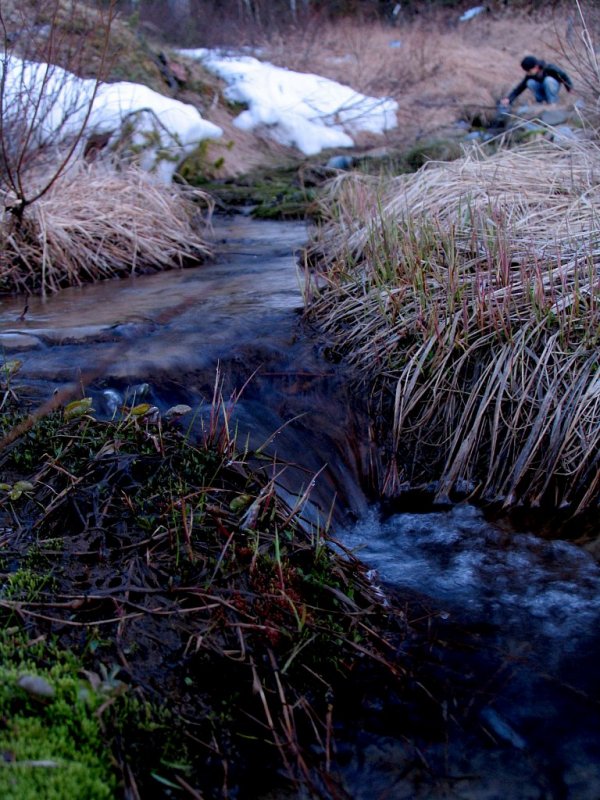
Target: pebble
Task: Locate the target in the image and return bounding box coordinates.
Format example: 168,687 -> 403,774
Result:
17,674 -> 55,699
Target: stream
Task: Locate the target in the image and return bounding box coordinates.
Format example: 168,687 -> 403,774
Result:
1,214 -> 599,799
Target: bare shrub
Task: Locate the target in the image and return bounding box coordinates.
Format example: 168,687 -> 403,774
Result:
0,1 -> 218,295
0,0 -> 116,221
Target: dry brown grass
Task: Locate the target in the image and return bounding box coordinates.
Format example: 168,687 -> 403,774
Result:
554,1 -> 600,130
305,135 -> 600,512
252,6 -> 574,150
0,163 -> 213,295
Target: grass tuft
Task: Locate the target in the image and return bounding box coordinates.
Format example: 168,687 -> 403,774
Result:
305,136 -> 600,512
0,163 -> 214,295
0,381 -> 404,798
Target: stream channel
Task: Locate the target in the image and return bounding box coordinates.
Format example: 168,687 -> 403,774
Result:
1,214 -> 599,799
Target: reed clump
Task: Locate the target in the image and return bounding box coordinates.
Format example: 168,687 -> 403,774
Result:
0,164 -> 214,295
305,136 -> 600,512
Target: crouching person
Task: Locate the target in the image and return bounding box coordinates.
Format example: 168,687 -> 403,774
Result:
500,55 -> 572,108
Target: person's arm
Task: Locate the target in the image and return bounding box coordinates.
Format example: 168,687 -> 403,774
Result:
505,77 -> 528,105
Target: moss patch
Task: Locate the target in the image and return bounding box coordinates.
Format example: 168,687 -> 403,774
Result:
0,632 -> 116,800
181,162 -> 330,219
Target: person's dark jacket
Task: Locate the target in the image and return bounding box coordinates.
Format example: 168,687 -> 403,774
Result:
507,60 -> 573,104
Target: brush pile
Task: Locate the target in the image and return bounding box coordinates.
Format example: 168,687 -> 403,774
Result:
306,137 -> 600,511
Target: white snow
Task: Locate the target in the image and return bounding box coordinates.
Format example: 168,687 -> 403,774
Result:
3,47 -> 398,181
179,49 -> 398,156
90,81 -> 222,182
459,6 -> 485,22
2,55 -> 222,183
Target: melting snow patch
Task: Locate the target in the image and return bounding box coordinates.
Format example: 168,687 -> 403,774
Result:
1,55 -> 223,183
180,49 -> 398,156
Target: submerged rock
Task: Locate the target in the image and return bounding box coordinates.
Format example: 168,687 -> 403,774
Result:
480,707 -> 527,750
326,154 -> 355,170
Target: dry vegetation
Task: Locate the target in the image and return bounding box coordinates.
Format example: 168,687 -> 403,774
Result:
0,0 -> 167,89
303,5 -> 600,514
248,4 -> 577,149
0,164 -> 213,294
306,138 -> 600,510
0,0 -> 222,295
0,381 -> 408,798
2,3 -> 600,796
0,1 -> 587,300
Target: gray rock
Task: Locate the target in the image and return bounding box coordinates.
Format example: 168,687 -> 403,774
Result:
540,108 -> 569,125
0,332 -> 41,350
164,404 -> 192,420
551,124 -> 578,141
17,674 -> 55,700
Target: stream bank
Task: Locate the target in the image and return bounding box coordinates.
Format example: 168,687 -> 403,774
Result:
0,214 -> 599,799
0,214 -> 376,527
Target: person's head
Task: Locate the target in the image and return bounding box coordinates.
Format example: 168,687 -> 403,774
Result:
521,55 -> 541,75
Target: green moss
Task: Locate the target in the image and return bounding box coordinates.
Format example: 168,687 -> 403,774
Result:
3,568 -> 55,601
356,138 -> 465,175
190,164 -> 322,219
0,397 -> 399,797
177,139 -> 214,182
225,99 -> 249,115
0,632 -> 116,800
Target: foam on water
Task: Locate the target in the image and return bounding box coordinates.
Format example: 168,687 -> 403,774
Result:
337,503 -> 600,643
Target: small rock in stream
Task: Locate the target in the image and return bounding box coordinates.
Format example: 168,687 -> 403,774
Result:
0,332 -> 42,350
164,404 -> 192,420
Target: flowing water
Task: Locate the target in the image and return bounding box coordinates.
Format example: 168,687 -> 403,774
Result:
0,214 -> 373,525
334,504 -> 600,798
1,215 -> 599,798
